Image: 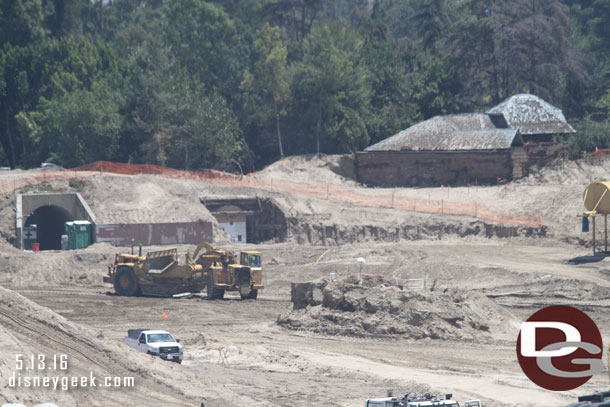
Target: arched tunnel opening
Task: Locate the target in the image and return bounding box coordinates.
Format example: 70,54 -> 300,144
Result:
204,198 -> 287,244
24,205 -> 74,250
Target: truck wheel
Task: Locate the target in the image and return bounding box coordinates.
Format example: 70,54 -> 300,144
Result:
240,289 -> 258,300
206,272 -> 224,300
113,266 -> 140,296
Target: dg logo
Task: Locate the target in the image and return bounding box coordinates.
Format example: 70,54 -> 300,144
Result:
516,305 -> 604,391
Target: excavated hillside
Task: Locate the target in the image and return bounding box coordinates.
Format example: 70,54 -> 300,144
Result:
0,285 -> 238,406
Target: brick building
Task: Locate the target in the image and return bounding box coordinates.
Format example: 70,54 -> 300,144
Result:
355,94 -> 574,187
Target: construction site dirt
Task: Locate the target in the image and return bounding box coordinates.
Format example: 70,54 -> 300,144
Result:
2,155 -> 610,407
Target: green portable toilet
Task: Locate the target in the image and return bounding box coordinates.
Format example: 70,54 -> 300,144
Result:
73,221 -> 91,249
23,224 -> 38,250
64,222 -> 75,250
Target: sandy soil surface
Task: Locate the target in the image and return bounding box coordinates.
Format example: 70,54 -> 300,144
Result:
0,155 -> 609,406
0,240 -> 606,406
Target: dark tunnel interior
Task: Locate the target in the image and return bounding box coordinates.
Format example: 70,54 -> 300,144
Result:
25,205 -> 74,250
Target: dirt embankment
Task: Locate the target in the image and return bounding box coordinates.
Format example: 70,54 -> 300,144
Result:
277,277 -> 518,341
0,285 -> 237,407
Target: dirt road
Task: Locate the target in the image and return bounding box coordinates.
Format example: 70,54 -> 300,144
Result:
7,240 -> 608,407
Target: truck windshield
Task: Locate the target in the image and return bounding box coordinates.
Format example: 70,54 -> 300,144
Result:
249,255 -> 260,267
147,333 -> 175,343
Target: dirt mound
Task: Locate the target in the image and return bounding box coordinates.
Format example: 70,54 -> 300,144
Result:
277,278 -> 515,341
257,154 -> 357,185
81,174 -> 218,226
0,285 -> 235,406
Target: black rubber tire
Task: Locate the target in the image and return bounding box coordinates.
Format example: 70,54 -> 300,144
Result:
113,266 -> 139,296
206,272 -> 224,300
240,289 -> 258,300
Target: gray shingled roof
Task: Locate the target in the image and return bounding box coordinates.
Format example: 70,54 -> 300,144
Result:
365,113 -> 521,151
486,93 -> 575,135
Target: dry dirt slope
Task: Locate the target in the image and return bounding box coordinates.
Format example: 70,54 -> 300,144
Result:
0,285 -> 239,407
256,154 -> 610,242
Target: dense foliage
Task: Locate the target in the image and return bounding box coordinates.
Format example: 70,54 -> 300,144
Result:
0,0 -> 608,170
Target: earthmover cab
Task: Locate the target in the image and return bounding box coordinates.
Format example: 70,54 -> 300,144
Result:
200,244 -> 263,300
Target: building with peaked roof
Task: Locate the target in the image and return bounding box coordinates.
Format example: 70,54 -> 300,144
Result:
486,93 -> 575,141
356,94 -> 572,187
365,113 -> 523,152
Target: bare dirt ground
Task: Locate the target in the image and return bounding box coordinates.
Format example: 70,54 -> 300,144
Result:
1,155 -> 610,406
0,240 -> 608,407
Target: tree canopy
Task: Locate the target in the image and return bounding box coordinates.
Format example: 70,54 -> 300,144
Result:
0,0 -> 608,170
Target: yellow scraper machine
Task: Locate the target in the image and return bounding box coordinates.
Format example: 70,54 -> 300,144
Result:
103,242 -> 263,299
578,181 -> 610,254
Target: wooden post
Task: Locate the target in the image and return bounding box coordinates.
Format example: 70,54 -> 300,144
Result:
592,216 -> 595,256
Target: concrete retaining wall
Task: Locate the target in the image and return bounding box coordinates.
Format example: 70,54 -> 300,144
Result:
96,222 -> 213,247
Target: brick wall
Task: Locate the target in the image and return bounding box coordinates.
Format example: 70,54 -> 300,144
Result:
511,142 -> 570,179
356,150 -> 512,187
356,142 -> 570,187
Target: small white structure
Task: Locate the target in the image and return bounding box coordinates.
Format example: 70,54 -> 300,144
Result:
215,205 -> 247,243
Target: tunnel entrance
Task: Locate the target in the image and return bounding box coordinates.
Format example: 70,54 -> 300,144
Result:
24,205 -> 74,250
16,193 -> 97,250
203,198 -> 287,243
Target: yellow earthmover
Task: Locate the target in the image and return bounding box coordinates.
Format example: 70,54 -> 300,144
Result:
103,243 -> 263,299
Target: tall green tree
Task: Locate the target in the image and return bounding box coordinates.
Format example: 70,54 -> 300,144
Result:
242,23 -> 291,158
266,0 -> 327,41
163,0 -> 246,99
17,79 -> 122,167
449,0 -> 589,110
165,79 -> 243,172
291,23 -> 371,154
0,0 -> 52,47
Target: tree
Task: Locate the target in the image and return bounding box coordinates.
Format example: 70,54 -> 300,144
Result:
163,0 -> 246,99
0,37 -> 119,168
118,28 -> 242,171
243,23 -> 290,158
355,9 -> 419,144
0,0 -> 52,47
413,58 -> 463,118
449,0 -> 589,110
18,79 -> 122,167
291,23 -> 371,154
265,0 -> 327,41
410,0 -> 449,55
165,80 -> 243,172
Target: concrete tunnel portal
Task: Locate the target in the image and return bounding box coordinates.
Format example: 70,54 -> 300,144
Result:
24,205 -> 74,250
17,193 -> 97,251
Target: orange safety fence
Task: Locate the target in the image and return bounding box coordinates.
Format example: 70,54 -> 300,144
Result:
1,161 -> 542,227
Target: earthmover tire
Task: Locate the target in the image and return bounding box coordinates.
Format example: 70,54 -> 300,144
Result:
113,266 -> 140,296
206,272 -> 224,300
240,289 -> 258,300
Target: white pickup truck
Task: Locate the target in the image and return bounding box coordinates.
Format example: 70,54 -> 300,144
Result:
124,329 -> 183,363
